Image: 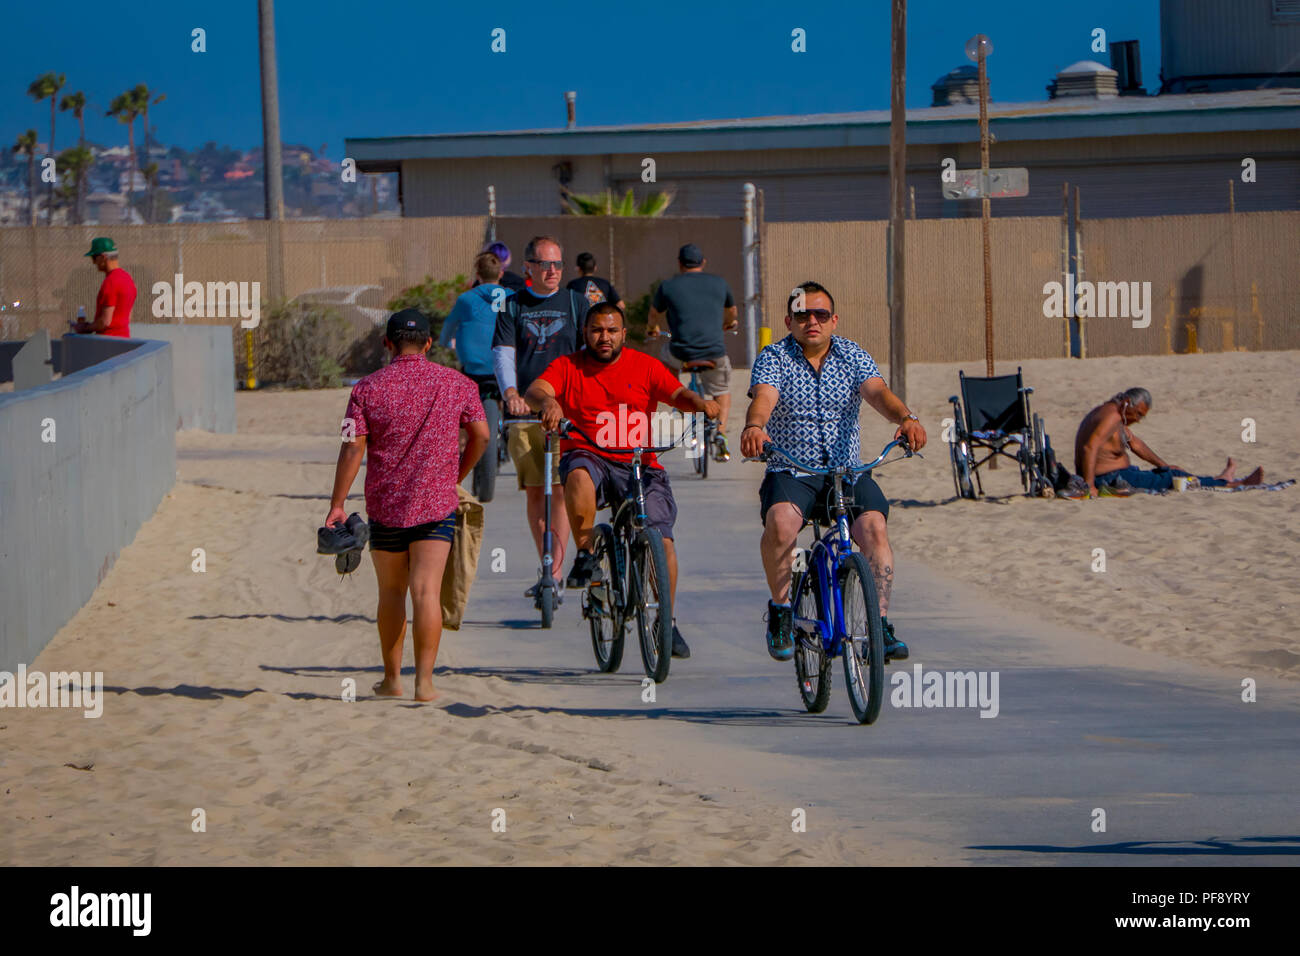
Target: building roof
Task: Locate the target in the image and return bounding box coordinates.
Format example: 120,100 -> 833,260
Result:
347,88 -> 1300,168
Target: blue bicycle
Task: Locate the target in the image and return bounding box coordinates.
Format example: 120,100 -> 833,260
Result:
750,438 -> 917,724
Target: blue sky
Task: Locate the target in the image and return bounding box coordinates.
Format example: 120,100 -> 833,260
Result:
3,0 -> 1160,156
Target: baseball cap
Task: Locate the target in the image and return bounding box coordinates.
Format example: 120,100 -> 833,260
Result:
85,237 -> 118,257
678,243 -> 704,266
386,308 -> 431,340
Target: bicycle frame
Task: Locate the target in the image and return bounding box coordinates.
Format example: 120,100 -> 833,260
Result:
758,439 -> 916,659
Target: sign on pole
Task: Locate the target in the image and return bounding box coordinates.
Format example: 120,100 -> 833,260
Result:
942,167 -> 1029,200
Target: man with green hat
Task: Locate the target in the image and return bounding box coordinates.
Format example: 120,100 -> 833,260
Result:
75,237 -> 136,337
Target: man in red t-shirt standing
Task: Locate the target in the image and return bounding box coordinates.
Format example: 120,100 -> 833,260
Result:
328,309 -> 489,702
75,237 -> 136,337
525,302 -> 719,659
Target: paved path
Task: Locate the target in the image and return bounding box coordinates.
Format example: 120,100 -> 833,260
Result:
453,442 -> 1300,865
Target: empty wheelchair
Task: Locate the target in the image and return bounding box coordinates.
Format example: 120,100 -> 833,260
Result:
948,367 -> 1057,499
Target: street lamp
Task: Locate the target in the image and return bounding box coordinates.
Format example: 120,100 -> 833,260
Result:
966,34 -> 995,376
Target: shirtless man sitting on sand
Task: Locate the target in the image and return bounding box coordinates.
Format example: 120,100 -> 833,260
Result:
1074,387 -> 1263,497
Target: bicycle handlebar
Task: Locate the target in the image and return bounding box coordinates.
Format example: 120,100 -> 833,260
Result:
743,437 -> 915,475
560,419 -> 685,455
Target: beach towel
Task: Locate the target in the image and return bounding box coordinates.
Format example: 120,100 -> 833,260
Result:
440,486 -> 484,630
1195,478 -> 1296,494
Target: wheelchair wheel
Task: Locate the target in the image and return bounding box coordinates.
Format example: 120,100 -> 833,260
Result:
950,437 -> 976,499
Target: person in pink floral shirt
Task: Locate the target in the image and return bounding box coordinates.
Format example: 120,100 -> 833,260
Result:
327,309 -> 488,701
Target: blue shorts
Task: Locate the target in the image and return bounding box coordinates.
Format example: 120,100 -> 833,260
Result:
560,450 -> 677,540
1096,466 -> 1227,491
368,512 -> 456,551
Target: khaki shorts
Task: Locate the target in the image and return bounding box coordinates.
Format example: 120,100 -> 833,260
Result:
660,342 -> 732,398
507,422 -> 562,489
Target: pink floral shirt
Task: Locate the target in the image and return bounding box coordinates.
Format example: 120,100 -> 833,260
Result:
344,354 -> 485,527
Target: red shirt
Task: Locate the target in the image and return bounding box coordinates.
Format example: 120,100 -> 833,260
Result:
537,347 -> 683,469
96,267 -> 136,338
344,354 -> 485,527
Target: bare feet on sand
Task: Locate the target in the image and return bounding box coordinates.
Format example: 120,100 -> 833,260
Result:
413,678 -> 439,703
372,678 -> 404,698
1217,458 -> 1238,481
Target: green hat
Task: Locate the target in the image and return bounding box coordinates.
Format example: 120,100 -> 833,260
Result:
85,237 -> 117,257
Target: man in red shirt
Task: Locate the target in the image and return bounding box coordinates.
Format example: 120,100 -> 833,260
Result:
75,237 -> 136,337
525,302 -> 719,659
327,309 -> 489,702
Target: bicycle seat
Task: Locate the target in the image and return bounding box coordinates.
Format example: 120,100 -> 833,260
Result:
683,359 -> 717,371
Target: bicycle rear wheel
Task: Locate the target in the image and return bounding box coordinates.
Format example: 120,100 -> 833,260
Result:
792,565 -> 832,713
586,524 -> 624,672
632,528 -> 673,683
840,552 -> 885,725
473,399 -> 500,502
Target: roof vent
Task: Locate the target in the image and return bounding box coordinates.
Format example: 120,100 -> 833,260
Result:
931,65 -> 983,106
1048,60 -> 1119,99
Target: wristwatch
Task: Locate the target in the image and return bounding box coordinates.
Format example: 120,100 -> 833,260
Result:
902,414 -> 919,423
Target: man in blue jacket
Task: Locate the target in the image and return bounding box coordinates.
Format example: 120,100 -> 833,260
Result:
441,252 -> 508,385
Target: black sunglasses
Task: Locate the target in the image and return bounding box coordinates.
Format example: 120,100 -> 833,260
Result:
790,309 -> 832,323
527,258 -> 562,270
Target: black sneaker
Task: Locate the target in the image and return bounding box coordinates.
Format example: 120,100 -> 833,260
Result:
566,550 -> 597,589
671,625 -> 691,659
764,601 -> 795,662
881,616 -> 908,662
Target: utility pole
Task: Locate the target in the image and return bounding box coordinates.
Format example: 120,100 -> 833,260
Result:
259,0 -> 285,302
888,0 -> 907,402
968,33 -> 994,376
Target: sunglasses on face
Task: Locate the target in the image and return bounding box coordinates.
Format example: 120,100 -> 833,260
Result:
790,309 -> 832,324
527,259 -> 563,271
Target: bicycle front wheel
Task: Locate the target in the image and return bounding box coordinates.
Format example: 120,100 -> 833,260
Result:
586,524 -> 624,672
792,564 -> 831,713
632,528 -> 673,683
840,552 -> 885,725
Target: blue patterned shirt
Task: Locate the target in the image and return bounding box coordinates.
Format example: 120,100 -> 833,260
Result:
749,334 -> 882,474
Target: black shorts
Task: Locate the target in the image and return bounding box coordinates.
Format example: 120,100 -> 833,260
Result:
368,512 -> 456,552
759,471 -> 889,525
560,449 -> 677,540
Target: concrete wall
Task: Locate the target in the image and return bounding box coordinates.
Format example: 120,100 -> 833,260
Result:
133,325 -> 236,432
0,339 -> 176,673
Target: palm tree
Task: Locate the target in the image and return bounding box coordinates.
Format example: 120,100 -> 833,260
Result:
56,146 -> 94,225
12,130 -> 38,226
561,186 -> 674,216
107,90 -> 143,219
133,84 -> 165,222
28,72 -> 66,224
60,90 -> 89,222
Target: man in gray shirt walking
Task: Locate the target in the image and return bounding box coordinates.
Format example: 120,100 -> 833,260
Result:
647,243 -> 738,461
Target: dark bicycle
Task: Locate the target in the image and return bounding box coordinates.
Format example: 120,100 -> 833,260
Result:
562,420 -> 684,683
746,437 -> 917,724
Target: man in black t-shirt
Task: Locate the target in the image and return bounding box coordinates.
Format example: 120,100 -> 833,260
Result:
647,243 -> 739,461
566,252 -> 626,314
492,235 -> 588,593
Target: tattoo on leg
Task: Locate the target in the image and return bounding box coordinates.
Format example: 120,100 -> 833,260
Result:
871,562 -> 893,613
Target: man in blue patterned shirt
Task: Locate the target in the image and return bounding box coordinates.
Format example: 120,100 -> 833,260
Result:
741,281 -> 927,662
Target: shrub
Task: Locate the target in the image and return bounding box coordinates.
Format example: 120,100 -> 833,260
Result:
623,279 -> 661,346
249,300 -> 352,389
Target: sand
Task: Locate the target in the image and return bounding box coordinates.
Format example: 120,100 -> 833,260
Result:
3,347 -> 1295,866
